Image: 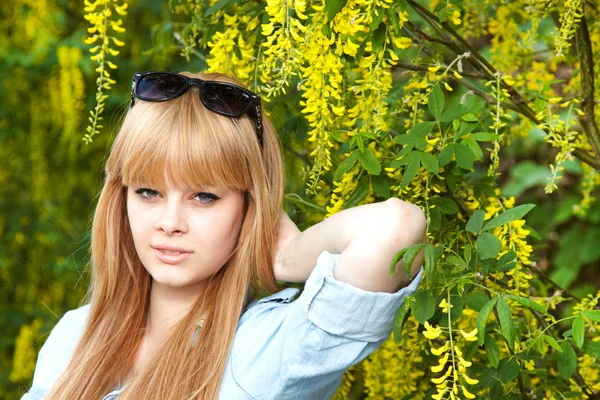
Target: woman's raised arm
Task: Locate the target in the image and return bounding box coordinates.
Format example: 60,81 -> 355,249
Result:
274,198 -> 427,292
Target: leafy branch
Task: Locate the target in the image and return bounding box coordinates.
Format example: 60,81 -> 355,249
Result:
401,0 -> 600,171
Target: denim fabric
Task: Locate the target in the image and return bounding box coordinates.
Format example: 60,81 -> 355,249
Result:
20,250 -> 424,400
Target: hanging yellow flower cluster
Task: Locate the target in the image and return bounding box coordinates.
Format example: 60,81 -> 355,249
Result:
572,162 -> 600,217
361,317 -> 428,399
57,46 -> 86,159
206,12 -> 261,85
552,0 -> 583,58
259,0 -> 309,97
480,190 -> 534,297
82,0 -> 128,144
421,295 -> 479,400
296,5 -> 344,195
570,290 -> 600,395
9,318 -> 43,383
540,99 -> 589,194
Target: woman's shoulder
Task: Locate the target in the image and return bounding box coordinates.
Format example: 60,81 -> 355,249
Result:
26,304 -> 91,397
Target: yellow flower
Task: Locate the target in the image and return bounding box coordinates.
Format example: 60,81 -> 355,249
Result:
458,355 -> 472,368
462,372 -> 479,385
524,359 -> 535,370
431,352 -> 449,373
444,82 -> 453,91
431,341 -> 449,355
451,10 -> 461,25
393,37 -> 413,49
462,385 -> 476,399
423,321 -> 442,339
453,70 -> 463,79
460,327 -> 478,341
439,298 -> 453,313
548,96 -> 562,104
428,65 -> 441,72
503,75 -> 515,85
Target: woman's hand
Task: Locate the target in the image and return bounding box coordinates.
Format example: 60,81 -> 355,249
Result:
273,208 -> 301,281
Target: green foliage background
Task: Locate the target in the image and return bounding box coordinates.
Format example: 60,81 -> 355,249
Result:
1,0 -> 600,399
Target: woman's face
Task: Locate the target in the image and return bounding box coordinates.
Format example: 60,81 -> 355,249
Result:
126,179 -> 246,292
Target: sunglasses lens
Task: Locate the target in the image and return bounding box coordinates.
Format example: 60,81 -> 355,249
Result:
137,73 -> 187,99
202,83 -> 252,116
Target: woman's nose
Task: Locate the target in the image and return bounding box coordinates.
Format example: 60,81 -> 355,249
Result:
154,201 -> 188,235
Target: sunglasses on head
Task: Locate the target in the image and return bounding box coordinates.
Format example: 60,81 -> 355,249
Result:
130,71 -> 264,149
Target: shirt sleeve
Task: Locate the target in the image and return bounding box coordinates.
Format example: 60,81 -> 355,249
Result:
20,304 -> 91,400
229,250 -> 424,400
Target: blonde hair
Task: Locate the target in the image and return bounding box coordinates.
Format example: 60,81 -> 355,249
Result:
46,71 -> 286,399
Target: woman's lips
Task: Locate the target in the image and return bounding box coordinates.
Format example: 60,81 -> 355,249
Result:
153,248 -> 192,264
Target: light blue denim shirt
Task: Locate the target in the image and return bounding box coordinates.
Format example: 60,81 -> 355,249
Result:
21,250 -> 424,400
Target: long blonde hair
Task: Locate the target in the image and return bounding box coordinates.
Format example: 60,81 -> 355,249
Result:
46,71 -> 286,399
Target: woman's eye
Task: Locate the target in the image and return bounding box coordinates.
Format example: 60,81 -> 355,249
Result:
194,192 -> 219,204
135,188 -> 158,199
134,188 -> 219,204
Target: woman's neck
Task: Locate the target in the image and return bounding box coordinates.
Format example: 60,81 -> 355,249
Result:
146,278 -> 204,341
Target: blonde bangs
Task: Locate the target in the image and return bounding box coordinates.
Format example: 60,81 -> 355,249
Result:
112,74 -> 258,192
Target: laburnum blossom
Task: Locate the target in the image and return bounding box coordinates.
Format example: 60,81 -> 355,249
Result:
439,297 -> 453,313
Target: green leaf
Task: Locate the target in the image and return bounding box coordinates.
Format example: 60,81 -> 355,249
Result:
476,232 -> 502,260
446,255 -> 468,271
410,290 -> 436,323
453,143 -> 474,170
505,294 -> 550,317
390,247 -> 409,275
470,131 -> 500,141
477,297 -> 498,345
461,137 -> 483,161
333,152 -> 358,181
481,204 -> 536,232
204,0 -> 230,16
424,243 -> 438,286
496,251 -> 517,272
408,121 -> 437,137
583,310 -> 600,322
326,0 -> 349,22
420,152 -> 439,175
359,147 -> 381,175
466,209 -> 485,233
431,197 -> 459,214
466,291 -> 489,312
439,104 -> 466,123
498,358 -> 520,383
572,315 -> 585,349
582,339 -> 600,358
428,84 -> 445,120
400,152 -> 421,189
485,335 -> 500,368
393,298 -> 412,344
343,176 -> 370,209
386,6 -> 401,35
438,144 -> 454,167
461,113 -> 479,122
371,175 -> 390,198
403,243 -> 426,279
557,341 -> 577,379
371,22 -> 386,52
496,296 -> 516,351
544,335 -> 563,352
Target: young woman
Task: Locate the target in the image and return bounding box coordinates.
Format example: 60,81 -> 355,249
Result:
21,71 -> 427,400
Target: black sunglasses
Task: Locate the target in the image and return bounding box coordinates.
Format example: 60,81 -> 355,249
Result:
130,71 -> 263,149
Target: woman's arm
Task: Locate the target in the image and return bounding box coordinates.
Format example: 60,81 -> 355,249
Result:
274,198 -> 427,293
